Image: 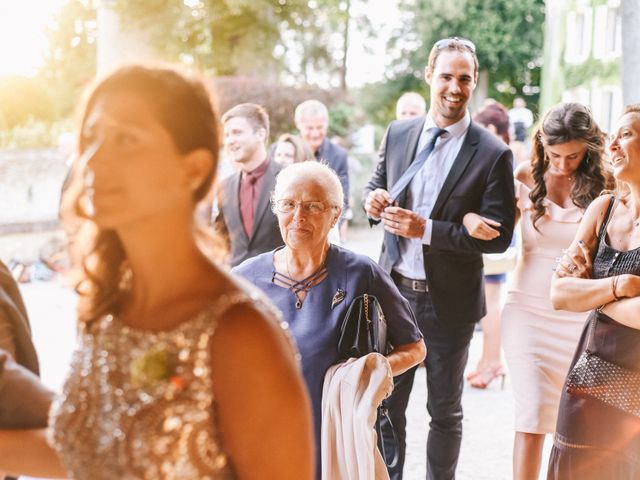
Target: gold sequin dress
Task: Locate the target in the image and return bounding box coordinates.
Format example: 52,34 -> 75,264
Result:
49,292 -> 266,479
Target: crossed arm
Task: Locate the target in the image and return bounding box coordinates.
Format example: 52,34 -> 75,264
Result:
550,195 -> 640,327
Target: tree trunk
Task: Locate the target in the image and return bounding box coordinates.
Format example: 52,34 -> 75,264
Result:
339,0 -> 351,93
469,70 -> 489,114
97,0 -> 158,74
622,0 -> 640,104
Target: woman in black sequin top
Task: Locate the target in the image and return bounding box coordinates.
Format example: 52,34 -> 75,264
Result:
547,104 -> 640,479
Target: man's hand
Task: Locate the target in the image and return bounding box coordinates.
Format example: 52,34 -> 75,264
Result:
381,206 -> 426,239
463,213 -> 501,240
555,241 -> 592,279
365,188 -> 392,220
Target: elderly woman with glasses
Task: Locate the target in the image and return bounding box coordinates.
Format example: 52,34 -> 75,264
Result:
234,161 -> 426,479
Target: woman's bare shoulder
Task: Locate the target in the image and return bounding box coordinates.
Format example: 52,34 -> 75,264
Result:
211,277 -> 294,358
514,161 -> 532,186
585,193 -> 615,217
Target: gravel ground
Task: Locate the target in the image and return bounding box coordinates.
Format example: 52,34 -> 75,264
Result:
15,225 -> 553,479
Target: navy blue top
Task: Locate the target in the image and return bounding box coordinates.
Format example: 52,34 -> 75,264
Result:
233,244 -> 422,476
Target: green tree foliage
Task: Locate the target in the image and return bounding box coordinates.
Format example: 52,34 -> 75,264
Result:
361,0 -> 544,126
39,0 -> 97,118
0,76 -> 56,129
213,76 -> 347,141
113,0 -> 312,77
31,0 -> 364,141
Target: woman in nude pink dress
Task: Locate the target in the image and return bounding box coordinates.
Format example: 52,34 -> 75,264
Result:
464,102 -> 611,479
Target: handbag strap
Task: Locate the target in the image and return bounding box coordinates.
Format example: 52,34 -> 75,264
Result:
376,400 -> 399,468
597,196 -> 617,242
585,313 -> 598,354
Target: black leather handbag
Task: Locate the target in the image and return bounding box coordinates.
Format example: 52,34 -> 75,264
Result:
337,293 -> 399,468
338,293 -> 388,358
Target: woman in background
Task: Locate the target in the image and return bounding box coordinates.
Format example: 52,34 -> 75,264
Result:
464,103 -> 609,479
273,133 -> 315,166
503,103 -> 608,479
465,100 -> 512,389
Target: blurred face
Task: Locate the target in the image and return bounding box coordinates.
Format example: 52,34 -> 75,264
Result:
544,140 -> 588,177
609,112 -> 640,182
274,141 -> 296,166
223,116 -> 265,166
273,175 -> 340,251
396,100 -> 425,120
80,91 -> 194,229
296,114 -> 327,153
425,50 -> 477,127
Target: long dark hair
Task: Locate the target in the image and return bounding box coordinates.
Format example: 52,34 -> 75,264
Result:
529,102 -> 609,229
63,65 -> 220,324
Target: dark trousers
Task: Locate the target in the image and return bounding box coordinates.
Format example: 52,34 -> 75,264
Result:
382,282 -> 475,480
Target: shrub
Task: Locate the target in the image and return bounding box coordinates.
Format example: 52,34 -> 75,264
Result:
212,76 -> 349,141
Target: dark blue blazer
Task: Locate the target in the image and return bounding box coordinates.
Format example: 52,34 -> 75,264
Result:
214,159 -> 284,267
364,117 -> 516,326
316,138 -> 350,211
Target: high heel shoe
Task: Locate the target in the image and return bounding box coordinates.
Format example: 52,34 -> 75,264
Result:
467,366 -> 506,389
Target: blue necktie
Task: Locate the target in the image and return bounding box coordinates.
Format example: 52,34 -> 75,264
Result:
389,127 -> 447,202
385,127 -> 446,265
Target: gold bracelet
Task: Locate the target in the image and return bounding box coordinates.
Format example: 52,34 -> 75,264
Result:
611,275 -> 622,301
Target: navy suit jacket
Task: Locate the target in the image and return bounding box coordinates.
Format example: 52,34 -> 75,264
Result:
214,160 -> 284,267
316,138 -> 350,211
364,116 -> 516,326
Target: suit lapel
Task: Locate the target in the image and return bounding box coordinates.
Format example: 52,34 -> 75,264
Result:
431,123 -> 480,218
400,120 -> 424,173
249,160 -> 278,241
397,119 -> 425,207
229,172 -> 249,243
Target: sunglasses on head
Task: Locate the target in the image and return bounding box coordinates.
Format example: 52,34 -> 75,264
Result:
434,37 -> 476,54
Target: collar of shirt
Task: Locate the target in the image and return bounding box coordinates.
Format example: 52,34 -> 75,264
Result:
241,156 -> 270,183
421,110 -> 471,144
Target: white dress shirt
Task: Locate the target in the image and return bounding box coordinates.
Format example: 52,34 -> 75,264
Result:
393,111 -> 471,280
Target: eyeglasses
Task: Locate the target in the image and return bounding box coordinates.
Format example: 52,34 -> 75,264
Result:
434,37 -> 476,54
274,199 -> 338,215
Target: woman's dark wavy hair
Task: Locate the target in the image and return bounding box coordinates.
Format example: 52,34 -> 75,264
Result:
63,64 -> 219,324
529,102 -> 610,229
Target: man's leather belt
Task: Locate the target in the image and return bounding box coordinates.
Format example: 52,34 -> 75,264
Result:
391,271 -> 428,292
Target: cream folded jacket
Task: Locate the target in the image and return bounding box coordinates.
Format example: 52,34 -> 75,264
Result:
321,352 -> 393,480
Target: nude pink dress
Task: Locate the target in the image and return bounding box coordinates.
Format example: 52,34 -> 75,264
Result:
501,181 -> 589,434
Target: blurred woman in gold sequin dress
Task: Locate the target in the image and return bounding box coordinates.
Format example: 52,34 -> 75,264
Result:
0,65 -> 314,480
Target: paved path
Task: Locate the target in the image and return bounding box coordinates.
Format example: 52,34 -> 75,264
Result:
16,225 -> 553,479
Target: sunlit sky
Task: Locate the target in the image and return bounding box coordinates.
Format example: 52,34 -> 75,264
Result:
0,0 -> 65,77
0,0 -> 398,86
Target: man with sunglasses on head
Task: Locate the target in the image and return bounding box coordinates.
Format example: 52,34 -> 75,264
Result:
364,37 -> 516,479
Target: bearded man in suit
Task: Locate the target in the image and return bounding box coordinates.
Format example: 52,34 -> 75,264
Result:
364,38 -> 516,480
215,103 -> 283,267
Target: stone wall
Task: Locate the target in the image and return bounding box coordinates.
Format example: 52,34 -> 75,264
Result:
0,148 -> 69,261
0,148 -> 68,224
